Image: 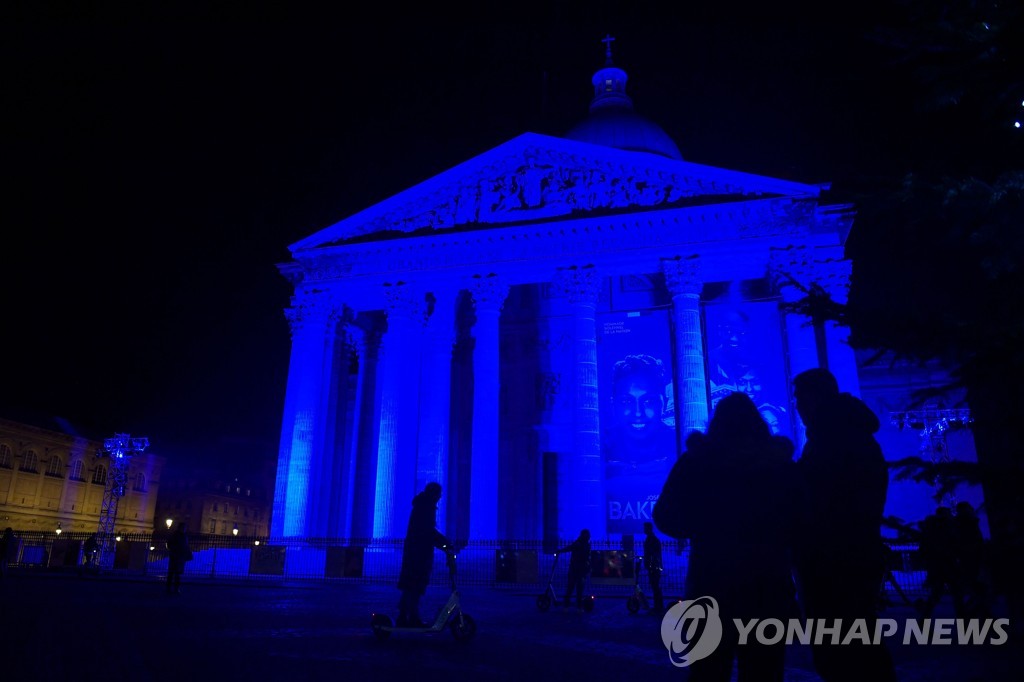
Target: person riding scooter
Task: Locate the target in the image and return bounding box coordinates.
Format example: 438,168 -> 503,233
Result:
397,482 -> 451,628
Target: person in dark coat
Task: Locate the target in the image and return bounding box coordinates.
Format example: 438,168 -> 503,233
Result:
557,528 -> 592,609
80,533 -> 99,576
952,501 -> 988,617
915,506 -> 958,616
654,391 -> 799,682
791,368 -> 896,682
397,482 -> 451,627
643,521 -> 665,613
166,522 -> 192,595
0,527 -> 14,580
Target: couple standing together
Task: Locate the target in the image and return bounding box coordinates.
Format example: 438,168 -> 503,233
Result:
655,368 -> 897,682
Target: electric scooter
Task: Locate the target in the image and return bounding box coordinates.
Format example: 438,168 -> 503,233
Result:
625,555 -> 649,613
371,552 -> 477,642
536,552 -> 595,612
536,553 -> 560,611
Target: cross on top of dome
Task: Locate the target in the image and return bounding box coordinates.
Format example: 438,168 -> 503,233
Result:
601,34 -> 616,65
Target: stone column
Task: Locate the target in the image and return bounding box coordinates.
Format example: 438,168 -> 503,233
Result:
373,283 -> 428,539
418,287 -> 459,534
552,265 -> 604,536
271,297 -> 342,538
467,274 -> 509,541
311,310 -> 353,538
346,317 -> 384,541
662,256 -> 709,441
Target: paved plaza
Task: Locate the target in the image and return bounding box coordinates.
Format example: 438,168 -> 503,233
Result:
0,570 -> 1019,681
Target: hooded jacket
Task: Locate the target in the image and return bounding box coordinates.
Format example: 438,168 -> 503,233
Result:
654,430 -> 799,607
796,392 -> 889,564
397,489 -> 450,594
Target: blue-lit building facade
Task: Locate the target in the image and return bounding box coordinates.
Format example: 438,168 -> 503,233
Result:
270,55 -> 984,546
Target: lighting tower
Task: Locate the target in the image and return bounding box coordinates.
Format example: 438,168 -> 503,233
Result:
889,409 -> 973,508
96,433 -> 149,568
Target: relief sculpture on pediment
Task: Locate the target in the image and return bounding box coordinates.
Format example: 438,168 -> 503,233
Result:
349,148 -> 744,239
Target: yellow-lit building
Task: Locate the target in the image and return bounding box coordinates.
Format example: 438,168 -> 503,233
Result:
0,416 -> 164,535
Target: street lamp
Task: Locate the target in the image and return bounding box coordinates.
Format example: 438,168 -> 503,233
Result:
254,540 -> 260,546
55,522 -> 62,536
115,534 -> 122,542
165,518 -> 173,530
232,524 -> 238,537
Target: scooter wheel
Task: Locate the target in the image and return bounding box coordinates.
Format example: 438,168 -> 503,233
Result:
450,613 -> 477,642
371,613 -> 392,641
626,595 -> 640,614
582,595 -> 595,612
536,593 -> 552,611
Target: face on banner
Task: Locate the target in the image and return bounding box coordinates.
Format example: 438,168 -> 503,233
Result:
598,310 -> 678,535
704,302 -> 791,437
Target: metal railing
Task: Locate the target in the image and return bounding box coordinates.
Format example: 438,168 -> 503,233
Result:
2,531 -> 929,598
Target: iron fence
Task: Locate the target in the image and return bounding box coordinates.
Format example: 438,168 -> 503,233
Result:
2,531 -> 929,598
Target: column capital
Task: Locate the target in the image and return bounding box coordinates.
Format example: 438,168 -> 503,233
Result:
768,247 -> 852,304
383,281 -> 430,326
283,294 -> 348,338
425,289 -> 458,349
468,273 -> 510,312
552,265 -> 602,306
661,255 -> 702,296
813,258 -> 853,304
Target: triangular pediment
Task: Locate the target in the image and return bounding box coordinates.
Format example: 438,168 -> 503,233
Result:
291,132 -> 825,252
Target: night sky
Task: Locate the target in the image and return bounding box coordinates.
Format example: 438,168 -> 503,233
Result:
1,3 -> 961,468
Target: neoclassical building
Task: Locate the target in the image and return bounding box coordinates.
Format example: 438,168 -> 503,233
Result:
270,48 -> 979,545
0,416 -> 164,535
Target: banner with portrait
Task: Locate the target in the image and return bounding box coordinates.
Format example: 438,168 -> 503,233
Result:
597,309 -> 677,536
704,301 -> 791,437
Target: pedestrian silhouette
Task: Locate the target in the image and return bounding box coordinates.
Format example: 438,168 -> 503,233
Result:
915,506 -> 958,617
556,529 -> 591,610
791,368 -> 896,682
166,522 -> 193,595
952,502 -> 988,618
0,527 -> 14,580
397,482 -> 451,627
654,391 -> 799,682
80,533 -> 99,576
643,521 -> 665,612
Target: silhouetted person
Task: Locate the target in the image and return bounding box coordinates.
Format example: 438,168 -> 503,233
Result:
952,502 -> 988,617
655,392 -> 799,682
397,482 -> 451,627
643,521 -> 664,612
915,506 -> 958,617
81,533 -> 99,575
791,368 -> 896,682
166,522 -> 192,595
557,529 -> 591,610
0,527 -> 14,580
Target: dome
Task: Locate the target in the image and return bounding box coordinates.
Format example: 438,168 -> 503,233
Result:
563,40 -> 683,161
565,109 -> 683,161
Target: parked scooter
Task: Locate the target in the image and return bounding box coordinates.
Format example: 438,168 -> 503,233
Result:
625,555 -> 649,613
